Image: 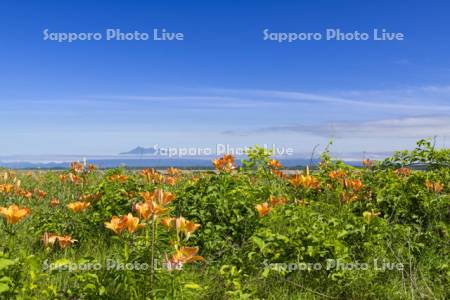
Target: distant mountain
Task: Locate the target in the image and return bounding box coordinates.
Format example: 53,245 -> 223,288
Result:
120,146 -> 157,155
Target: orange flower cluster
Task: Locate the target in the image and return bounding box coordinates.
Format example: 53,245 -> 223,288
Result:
59,174 -> 68,182
268,159 -> 285,178
70,162 -> 84,173
108,174 -> 128,183
394,167 -> 411,177
1,171 -> 16,181
167,167 -> 181,177
269,195 -> 288,206
0,183 -> 15,194
162,216 -> 203,270
50,198 -> 60,207
289,174 -> 320,189
362,159 -> 374,168
140,168 -> 164,184
165,247 -> 204,271
268,159 -> 283,169
60,172 -> 82,184
79,192 -> 101,202
255,196 -> 288,217
212,154 -> 236,172
339,179 -> 365,203
340,192 -> 359,204
328,169 -> 366,203
328,169 -> 347,180
67,201 -> 91,213
105,213 -> 145,234
344,179 -> 364,192
134,201 -> 167,219
15,188 -> 33,199
35,189 -> 47,199
60,161 -> 94,185
68,173 -> 81,184
42,232 -> 77,249
140,189 -> 176,205
0,204 -> 30,224
162,216 -> 200,239
255,202 -> 271,216
164,167 -> 181,186
135,189 -> 176,219
425,180 -> 444,193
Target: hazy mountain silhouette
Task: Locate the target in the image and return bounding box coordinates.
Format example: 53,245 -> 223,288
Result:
120,146 -> 157,155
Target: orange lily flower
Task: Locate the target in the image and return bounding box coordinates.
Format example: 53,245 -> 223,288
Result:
344,179 -> 364,192
42,232 -> 59,247
35,189 -> 47,199
140,189 -> 175,206
425,180 -> 444,193
0,204 -> 30,224
289,174 -> 320,189
255,202 -> 272,217
269,196 -> 287,207
50,198 -> 60,207
154,189 -> 176,205
68,173 -> 81,184
105,216 -> 125,234
268,159 -> 283,169
134,201 -> 167,219
175,216 -> 201,238
161,216 -> 175,229
122,213 -> 145,233
271,169 -> 285,178
394,167 -> 411,177
164,176 -> 177,186
212,154 -> 236,172
171,247 -> 204,265
109,174 -> 128,183
0,184 -> 15,194
57,235 -> 77,249
140,168 -> 164,184
79,192 -> 101,202
67,201 -> 91,213
362,159 -> 374,168
328,170 -> 347,180
167,167 -> 181,177
340,191 -> 359,204
59,174 -> 68,182
70,162 -> 84,173
16,189 -> 32,199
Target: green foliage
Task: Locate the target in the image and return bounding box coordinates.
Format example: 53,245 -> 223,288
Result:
382,138 -> 450,169
176,173 -> 261,263
0,140 -> 449,299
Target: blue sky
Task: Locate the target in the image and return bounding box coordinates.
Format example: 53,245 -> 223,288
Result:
1,0 -> 450,155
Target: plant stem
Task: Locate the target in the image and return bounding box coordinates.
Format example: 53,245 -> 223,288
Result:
150,214 -> 156,291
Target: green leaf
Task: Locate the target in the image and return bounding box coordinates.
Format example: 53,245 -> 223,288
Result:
0,282 -> 9,294
252,236 -> 266,250
0,258 -> 17,271
184,283 -> 202,290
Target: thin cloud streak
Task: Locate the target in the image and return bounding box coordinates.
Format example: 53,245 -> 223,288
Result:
205,86 -> 450,111
3,84 -> 450,112
226,116 -> 450,139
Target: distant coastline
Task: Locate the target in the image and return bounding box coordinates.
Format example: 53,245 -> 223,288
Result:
0,152 -> 391,169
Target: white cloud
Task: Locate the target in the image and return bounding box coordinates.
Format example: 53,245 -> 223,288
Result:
239,116 -> 450,139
